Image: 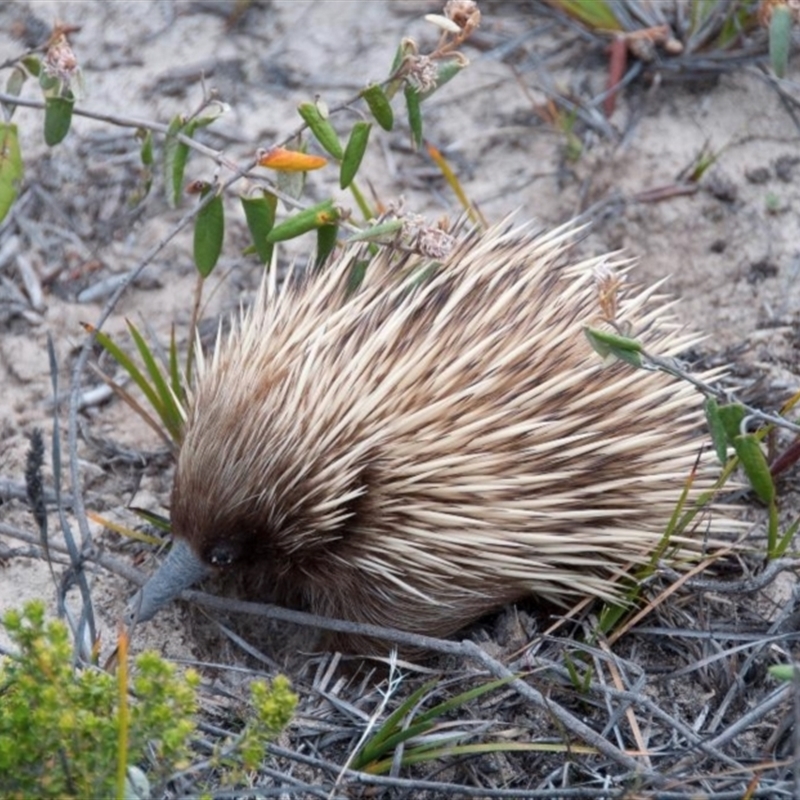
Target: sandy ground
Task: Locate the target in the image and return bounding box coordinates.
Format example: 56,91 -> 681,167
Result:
2,0 -> 800,794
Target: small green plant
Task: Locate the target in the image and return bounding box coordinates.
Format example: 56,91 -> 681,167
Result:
546,0 -> 795,116
0,601 -> 297,799
585,323 -> 800,568
350,674 -> 532,775
765,190 -> 784,213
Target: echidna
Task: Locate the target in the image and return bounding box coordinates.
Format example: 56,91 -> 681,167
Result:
128,222 -> 730,653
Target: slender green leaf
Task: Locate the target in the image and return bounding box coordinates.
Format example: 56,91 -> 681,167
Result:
193,189 -> 225,276
44,95 -> 74,146
353,680 -> 438,767
297,101 -> 343,159
717,402 -> 746,443
552,0 -> 623,31
769,4 -> 792,78
583,326 -> 643,367
129,507 -> 172,533
138,128 -> 154,166
86,325 -> 163,423
346,259 -> 370,297
386,38 -> 417,98
348,179 -> 373,220
404,84 -> 423,149
266,199 -> 339,243
315,224 -> 338,270
733,433 -> 775,504
775,516 -> 800,559
367,739 -> 595,774
168,325 -> 183,404
163,115 -> 186,207
598,601 -> 629,634
770,664 -> 800,682
126,321 -> 184,441
704,397 -> 729,464
346,219 -> 405,243
361,83 -> 394,130
354,676 -> 519,773
21,54 -> 41,77
414,676 -> 518,726
241,191 -> 278,264
340,121 -> 372,189
0,123 -> 23,224
3,66 -> 27,121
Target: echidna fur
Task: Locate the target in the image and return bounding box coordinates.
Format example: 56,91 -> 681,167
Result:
128,221 -> 734,653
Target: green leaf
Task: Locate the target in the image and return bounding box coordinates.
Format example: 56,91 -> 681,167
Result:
346,219 -> 405,243
717,402 -> 747,444
2,66 -> 27,121
163,115 -> 187,207
0,123 -> 23,224
418,57 -> 467,102
769,664 -> 800,682
126,320 -> 184,442
340,121 -> 371,189
241,191 -> 278,264
583,326 -> 643,367
346,259 -> 370,296
598,601 -> 629,634
769,4 -> 792,78
733,433 -> 775,504
353,680 -> 438,768
21,54 -> 41,77
168,324 -> 183,405
44,95 -> 74,146
353,675 -> 518,773
413,675 -> 517,726
138,128 -> 153,166
38,71 -> 59,93
193,189 -> 225,277
87,325 -> 163,424
315,224 -> 338,270
386,38 -> 418,98
162,107 -> 224,208
404,84 -> 423,149
361,83 -> 394,130
703,398 -> 729,464
552,0 -> 623,31
297,101 -> 343,160
266,199 -> 339,243
774,516 -> 800,559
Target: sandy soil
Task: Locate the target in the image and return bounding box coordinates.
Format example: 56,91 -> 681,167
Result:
2,0 -> 800,795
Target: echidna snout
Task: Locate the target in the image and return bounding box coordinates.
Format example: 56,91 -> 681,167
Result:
128,222 -> 732,652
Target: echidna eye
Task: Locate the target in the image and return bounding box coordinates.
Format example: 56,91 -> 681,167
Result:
208,543 -> 238,567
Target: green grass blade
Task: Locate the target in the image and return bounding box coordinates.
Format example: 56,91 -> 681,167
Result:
125,320 -> 184,443
367,739 -> 596,774
415,675 -> 518,726
551,0 -> 622,31
352,679 -> 437,766
168,325 -> 184,404
87,324 -> 161,413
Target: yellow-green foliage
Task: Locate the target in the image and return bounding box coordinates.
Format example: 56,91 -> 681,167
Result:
0,601 -> 199,798
0,601 -> 297,798
239,676 -> 297,769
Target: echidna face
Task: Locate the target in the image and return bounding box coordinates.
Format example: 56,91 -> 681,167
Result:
169,437 -> 366,583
